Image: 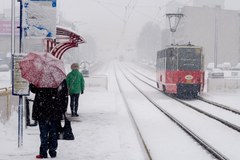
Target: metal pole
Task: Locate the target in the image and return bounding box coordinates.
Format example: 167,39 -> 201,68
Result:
214,14 -> 218,68
11,0 -> 15,54
18,0 -> 24,148
19,0 -> 23,53
18,95 -> 23,147
171,32 -> 175,45
10,0 -> 16,123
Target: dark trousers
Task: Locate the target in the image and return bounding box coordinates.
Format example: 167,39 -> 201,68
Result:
70,93 -> 80,114
38,120 -> 58,157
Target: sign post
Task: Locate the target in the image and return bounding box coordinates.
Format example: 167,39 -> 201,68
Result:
13,0 -> 29,148
12,0 -> 57,147
12,53 -> 29,148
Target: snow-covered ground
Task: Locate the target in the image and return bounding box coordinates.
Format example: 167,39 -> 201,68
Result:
0,63 -> 145,160
0,62 -> 240,159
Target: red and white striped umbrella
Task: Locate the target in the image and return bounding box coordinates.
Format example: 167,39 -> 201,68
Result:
19,52 -> 66,88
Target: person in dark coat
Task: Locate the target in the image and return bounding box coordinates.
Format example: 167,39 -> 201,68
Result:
30,79 -> 68,159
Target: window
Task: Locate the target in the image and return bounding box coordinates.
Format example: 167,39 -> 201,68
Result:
166,48 -> 177,70
178,48 -> 202,70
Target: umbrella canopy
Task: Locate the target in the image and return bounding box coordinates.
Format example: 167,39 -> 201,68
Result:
19,52 -> 66,88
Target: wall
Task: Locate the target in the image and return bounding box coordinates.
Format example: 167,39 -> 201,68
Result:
192,0 -> 225,8
0,88 -> 19,123
175,6 -> 240,68
207,78 -> 240,91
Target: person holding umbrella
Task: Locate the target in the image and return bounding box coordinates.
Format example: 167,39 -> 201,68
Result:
30,79 -> 68,159
19,52 -> 68,158
66,63 -> 85,117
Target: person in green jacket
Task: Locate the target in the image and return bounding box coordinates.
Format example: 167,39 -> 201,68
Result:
66,63 -> 85,117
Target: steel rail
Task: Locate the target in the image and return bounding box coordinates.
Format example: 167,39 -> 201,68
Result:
118,64 -> 229,160
126,63 -> 240,116
197,96 -> 240,115
124,64 -> 240,132
114,64 -> 152,160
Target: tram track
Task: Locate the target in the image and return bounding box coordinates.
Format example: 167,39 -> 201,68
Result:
117,62 -> 240,159
197,96 -> 240,115
114,65 -> 152,160
126,62 -> 240,127
115,63 -> 229,160
131,63 -> 240,113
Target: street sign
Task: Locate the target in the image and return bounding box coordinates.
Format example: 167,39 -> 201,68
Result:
12,53 -> 30,96
29,0 -> 56,7
23,0 -> 57,38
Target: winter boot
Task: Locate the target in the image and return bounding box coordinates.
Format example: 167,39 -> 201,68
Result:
36,155 -> 47,159
71,111 -> 75,117
49,150 -> 57,158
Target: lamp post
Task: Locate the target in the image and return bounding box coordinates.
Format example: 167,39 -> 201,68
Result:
214,13 -> 218,68
14,0 -> 24,148
166,13 -> 184,45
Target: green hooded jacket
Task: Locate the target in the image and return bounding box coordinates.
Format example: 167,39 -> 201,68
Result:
66,69 -> 85,94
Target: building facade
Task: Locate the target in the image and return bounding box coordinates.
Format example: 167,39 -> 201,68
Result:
162,1 -> 240,68
178,6 -> 239,67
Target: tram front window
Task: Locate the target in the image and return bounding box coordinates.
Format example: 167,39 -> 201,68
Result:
178,48 -> 202,70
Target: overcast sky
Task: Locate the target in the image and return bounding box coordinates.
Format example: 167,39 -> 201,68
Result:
57,0 -> 240,50
1,0 -> 240,50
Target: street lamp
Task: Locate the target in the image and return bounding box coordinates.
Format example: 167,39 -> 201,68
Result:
214,13 -> 218,68
166,13 -> 184,45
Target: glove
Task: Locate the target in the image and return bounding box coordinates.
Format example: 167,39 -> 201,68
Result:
81,90 -> 84,94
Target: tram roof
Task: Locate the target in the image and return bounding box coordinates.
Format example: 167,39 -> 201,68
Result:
164,44 -> 202,49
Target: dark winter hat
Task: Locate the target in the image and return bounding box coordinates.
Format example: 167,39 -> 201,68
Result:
71,63 -> 79,70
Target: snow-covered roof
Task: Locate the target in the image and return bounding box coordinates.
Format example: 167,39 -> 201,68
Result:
56,25 -> 86,44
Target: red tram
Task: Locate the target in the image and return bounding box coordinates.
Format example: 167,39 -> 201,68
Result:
156,44 -> 204,98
